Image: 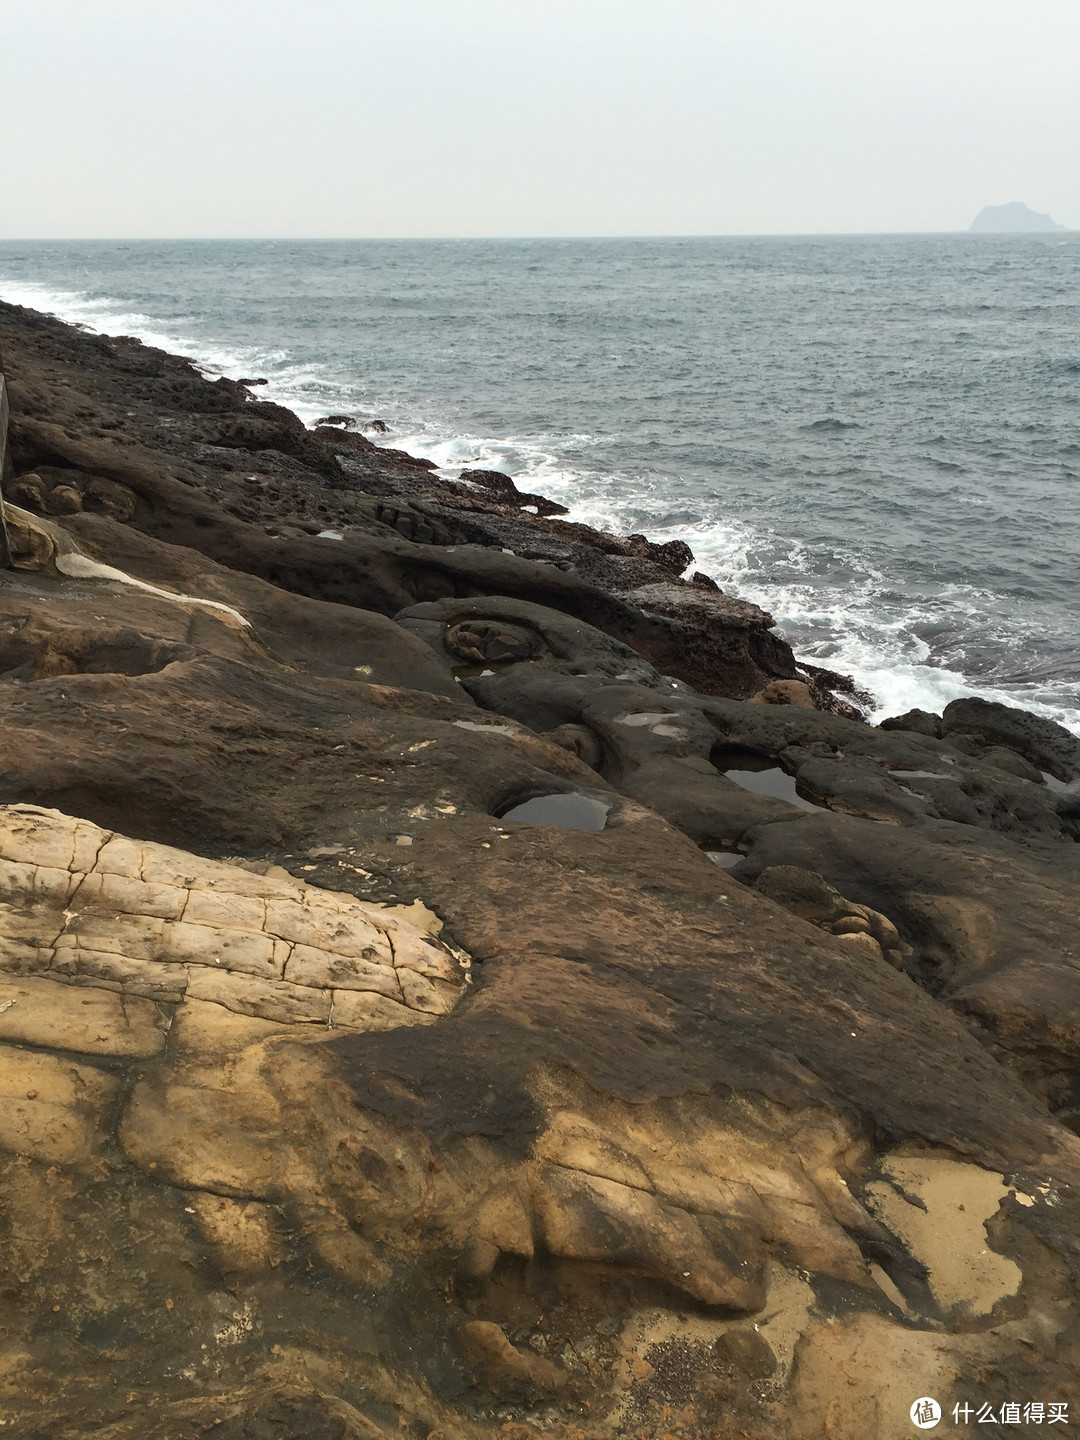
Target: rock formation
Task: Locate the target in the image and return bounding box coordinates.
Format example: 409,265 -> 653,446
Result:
0,298 -> 1078,1439
969,202 -> 1068,233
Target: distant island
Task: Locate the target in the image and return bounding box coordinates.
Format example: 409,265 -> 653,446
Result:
970,201 -> 1067,233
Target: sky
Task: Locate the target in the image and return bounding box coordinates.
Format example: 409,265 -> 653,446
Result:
3,0 -> 1077,238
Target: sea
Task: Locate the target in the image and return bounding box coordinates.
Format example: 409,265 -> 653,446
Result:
1,236 -> 1077,732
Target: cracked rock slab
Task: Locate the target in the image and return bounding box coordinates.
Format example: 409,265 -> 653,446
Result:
0,804 -> 469,1033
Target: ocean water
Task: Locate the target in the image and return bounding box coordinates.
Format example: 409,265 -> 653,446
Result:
1,236 -> 1077,732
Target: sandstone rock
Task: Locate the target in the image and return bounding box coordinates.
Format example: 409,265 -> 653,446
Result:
85,475 -> 138,521
834,930 -> 886,961
458,467 -> 570,517
544,722 -> 605,768
458,1320 -> 569,1401
6,474 -> 46,511
3,503 -> 58,570
829,913 -> 872,936
0,805 -> 469,1030
0,975 -> 166,1057
46,483 -> 83,515
187,1191 -> 288,1273
748,678 -> 816,708
398,594 -> 666,687
755,865 -> 848,926
0,1046 -> 119,1164
878,707 -> 942,738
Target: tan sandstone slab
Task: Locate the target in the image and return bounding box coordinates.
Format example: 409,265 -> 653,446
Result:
0,855 -> 79,905
120,1078 -> 283,1195
0,975 -> 166,1057
50,945 -> 189,1002
0,808 -> 105,874
184,967 -> 332,1024
0,1044 -> 120,1164
330,988 -> 427,1032
1,806 -> 468,1033
286,944 -> 401,997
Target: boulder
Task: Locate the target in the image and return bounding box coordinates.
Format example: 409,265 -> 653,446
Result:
941,696 -> 1080,783
458,467 -> 570,517
878,707 -> 942,737
749,678 -> 817,708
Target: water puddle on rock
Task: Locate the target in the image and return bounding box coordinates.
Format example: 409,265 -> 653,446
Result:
889,769 -> 949,780
453,720 -> 521,735
499,793 -> 610,830
724,767 -> 822,813
704,851 -> 743,869
616,712 -> 677,727
1042,772 -> 1070,794
614,711 -> 686,738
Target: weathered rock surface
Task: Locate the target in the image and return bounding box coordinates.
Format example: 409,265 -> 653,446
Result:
1,299 -> 1079,1439
2,801 -> 1079,1440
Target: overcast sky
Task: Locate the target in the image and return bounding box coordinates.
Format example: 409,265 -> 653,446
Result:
3,0 -> 1077,238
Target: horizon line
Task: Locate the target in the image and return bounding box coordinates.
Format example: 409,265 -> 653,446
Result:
1,228 -> 1076,244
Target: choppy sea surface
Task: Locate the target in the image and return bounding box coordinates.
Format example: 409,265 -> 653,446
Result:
1,236 -> 1077,731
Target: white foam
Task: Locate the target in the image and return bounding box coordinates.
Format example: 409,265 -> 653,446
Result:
560,486 -> 1080,734
0,279 -> 291,393
4,275 -> 1076,735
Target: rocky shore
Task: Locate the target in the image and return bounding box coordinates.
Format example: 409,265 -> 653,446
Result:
1,297 -> 1079,1440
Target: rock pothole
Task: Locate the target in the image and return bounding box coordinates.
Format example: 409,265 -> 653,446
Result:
497,793 -> 612,831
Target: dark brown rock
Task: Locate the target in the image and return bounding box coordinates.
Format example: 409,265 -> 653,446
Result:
459,467 -> 569,517
941,695 -> 1080,782
45,482 -> 83,515
878,707 -> 943,738
5,475 -> 45,511
85,475 -> 138,521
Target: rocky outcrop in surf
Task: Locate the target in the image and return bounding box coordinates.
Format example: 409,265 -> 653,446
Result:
1,298 -> 1078,1440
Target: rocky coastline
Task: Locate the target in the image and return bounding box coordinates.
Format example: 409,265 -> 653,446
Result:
1,297 -> 1079,1440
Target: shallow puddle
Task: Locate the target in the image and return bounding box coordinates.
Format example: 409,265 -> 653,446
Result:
453,720 -> 520,735
499,793 -> 610,830
704,851 -> 743,869
616,712 -> 678,727
724,767 -> 822,812
889,769 -> 949,780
